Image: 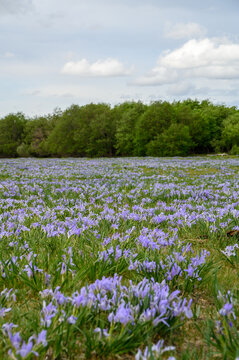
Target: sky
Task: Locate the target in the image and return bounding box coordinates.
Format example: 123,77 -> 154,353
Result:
0,0 -> 239,116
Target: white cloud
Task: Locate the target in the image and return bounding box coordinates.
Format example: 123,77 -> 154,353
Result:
160,38 -> 239,69
61,58 -> 133,77
23,85 -> 88,98
164,22 -> 206,40
166,82 -> 197,96
0,0 -> 33,15
0,62 -> 53,77
23,84 -> 118,102
0,52 -> 15,58
134,38 -> 239,86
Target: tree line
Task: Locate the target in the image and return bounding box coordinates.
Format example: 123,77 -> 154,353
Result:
0,99 -> 238,158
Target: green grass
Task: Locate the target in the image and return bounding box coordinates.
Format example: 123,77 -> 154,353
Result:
0,156 -> 238,359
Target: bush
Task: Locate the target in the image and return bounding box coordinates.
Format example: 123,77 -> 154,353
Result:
17,143 -> 30,157
229,145 -> 239,155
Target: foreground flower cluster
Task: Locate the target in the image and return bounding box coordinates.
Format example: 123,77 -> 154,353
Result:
0,156 -> 238,359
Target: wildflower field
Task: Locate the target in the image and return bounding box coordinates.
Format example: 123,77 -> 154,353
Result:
0,156 -> 239,360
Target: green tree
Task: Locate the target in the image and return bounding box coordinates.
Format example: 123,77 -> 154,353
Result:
134,101 -> 175,155
0,113 -> 26,157
19,116 -> 53,157
46,105 -> 84,156
146,123 -> 193,156
46,103 -> 116,157
86,103 -> 116,157
221,112 -> 239,152
114,102 -> 146,156
174,100 -> 236,154
204,104 -> 236,153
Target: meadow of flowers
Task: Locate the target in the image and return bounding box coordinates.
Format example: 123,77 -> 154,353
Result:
0,156 -> 238,359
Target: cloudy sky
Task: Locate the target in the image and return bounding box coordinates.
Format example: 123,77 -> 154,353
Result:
1,0 -> 239,116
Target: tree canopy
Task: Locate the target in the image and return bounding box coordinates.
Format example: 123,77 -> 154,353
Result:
0,99 -> 238,157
